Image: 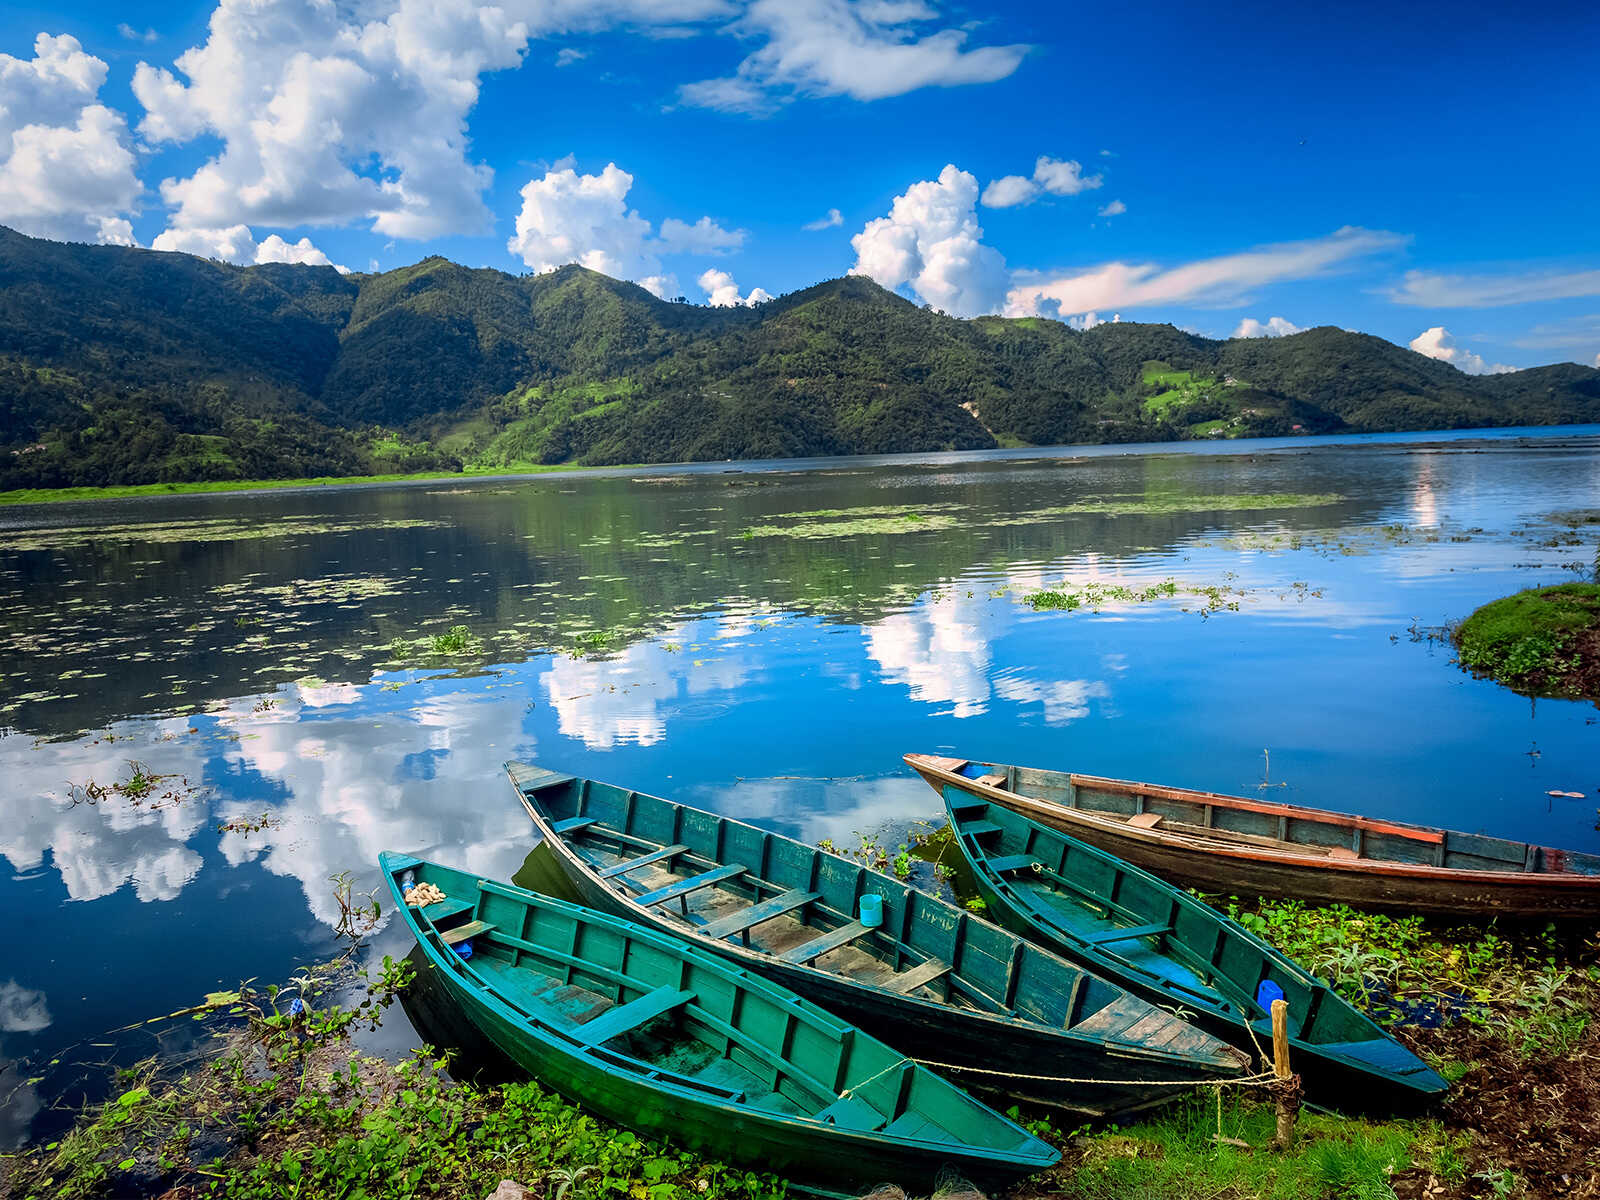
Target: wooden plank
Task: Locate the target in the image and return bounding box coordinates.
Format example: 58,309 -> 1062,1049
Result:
598,844 -> 689,878
552,816 -> 598,834
986,853 -> 1041,874
573,986 -> 695,1045
700,889 -> 820,940
634,865 -> 747,907
958,819 -> 1005,838
441,920 -> 494,945
976,773 -> 1007,789
1081,922 -> 1170,946
883,957 -> 952,995
779,920 -> 872,965
508,764 -> 576,793
815,1094 -> 887,1131
418,898 -> 474,923
1126,812 -> 1164,830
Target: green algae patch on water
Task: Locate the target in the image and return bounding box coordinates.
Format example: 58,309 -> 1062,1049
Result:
1453,583 -> 1600,701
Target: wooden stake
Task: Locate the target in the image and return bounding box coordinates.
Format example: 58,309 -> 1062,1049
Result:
1270,998 -> 1300,1149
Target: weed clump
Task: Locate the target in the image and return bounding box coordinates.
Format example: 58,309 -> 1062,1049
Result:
1453,583 -> 1600,700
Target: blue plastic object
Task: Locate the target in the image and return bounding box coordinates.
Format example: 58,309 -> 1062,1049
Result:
1256,979 -> 1286,1013
456,940 -> 474,960
858,893 -> 883,928
288,997 -> 305,1017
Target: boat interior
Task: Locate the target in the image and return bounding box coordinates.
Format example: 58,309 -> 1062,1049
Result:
956,760 -> 1600,876
512,767 -> 1179,1049
946,795 -> 1380,1050
394,857 -> 1024,1146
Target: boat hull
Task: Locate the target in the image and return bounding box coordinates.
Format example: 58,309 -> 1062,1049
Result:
908,756 -> 1600,920
383,853 -> 1056,1193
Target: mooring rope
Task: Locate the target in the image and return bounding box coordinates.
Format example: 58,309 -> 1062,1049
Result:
841,1057 -> 1281,1098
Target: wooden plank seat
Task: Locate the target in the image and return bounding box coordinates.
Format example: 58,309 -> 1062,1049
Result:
419,897 -> 475,923
552,816 -> 598,834
975,773 -> 1008,789
513,767 -> 576,794
599,844 -> 690,878
1327,846 -> 1361,860
1126,812 -> 1165,830
441,919 -> 494,945
957,820 -> 1005,839
884,957 -> 952,994
1081,922 -> 1171,946
987,854 -> 1042,875
574,986 -> 696,1045
779,920 -> 873,965
635,865 -> 748,907
699,889 -> 820,940
815,1094 -> 888,1131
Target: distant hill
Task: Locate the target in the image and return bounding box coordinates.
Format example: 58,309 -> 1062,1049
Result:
2,226 -> 1597,489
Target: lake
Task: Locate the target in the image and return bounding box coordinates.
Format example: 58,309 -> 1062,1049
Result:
3,425 -> 1598,1147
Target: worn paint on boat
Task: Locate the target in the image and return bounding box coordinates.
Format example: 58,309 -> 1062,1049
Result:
504,761 -> 1250,1120
933,789 -> 1448,1105
380,852 -> 1059,1193
905,754 -> 1600,920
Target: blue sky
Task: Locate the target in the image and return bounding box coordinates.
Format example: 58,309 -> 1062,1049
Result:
1,0 -> 1597,369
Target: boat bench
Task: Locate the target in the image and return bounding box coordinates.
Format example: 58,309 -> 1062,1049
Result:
552,816 -> 599,834
815,1094 -> 887,1131
600,844 -> 690,878
441,919 -> 494,946
699,889 -> 820,940
780,920 -> 873,965
958,820 -> 1005,839
1081,921 -> 1171,946
574,985 -> 696,1045
884,957 -> 952,994
987,854 -> 1042,875
635,865 -> 748,908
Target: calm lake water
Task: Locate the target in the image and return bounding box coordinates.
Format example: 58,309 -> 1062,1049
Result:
3,426 -> 1599,1145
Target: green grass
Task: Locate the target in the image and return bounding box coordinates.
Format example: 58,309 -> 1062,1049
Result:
1453,583 -> 1600,698
0,462 -> 633,507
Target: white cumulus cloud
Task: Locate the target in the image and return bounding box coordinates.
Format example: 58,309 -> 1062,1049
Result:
678,0 -> 1027,114
1006,226 -> 1407,321
0,33 -> 141,245
1408,327 -> 1515,375
980,155 -> 1101,208
1233,315 -> 1301,338
508,161 -> 741,298
129,0 -> 734,241
850,163 -> 1007,318
152,223 -> 348,271
1098,199 -> 1125,217
803,207 -> 843,230
698,268 -> 770,306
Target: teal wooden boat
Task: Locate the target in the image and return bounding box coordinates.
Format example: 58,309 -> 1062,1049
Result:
932,792 -> 1449,1105
505,762 -> 1251,1120
380,852 -> 1058,1193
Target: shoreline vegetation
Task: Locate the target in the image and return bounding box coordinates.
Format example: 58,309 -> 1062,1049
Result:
0,463 -> 627,507
6,873 -> 1595,1200
1454,583 -> 1600,702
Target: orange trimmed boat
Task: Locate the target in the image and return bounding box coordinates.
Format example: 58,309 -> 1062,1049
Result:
905,754 -> 1600,920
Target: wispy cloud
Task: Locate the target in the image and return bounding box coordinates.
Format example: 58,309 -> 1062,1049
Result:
1007,227 -> 1408,319
678,0 -> 1028,115
1509,313 -> 1600,349
1387,267 -> 1600,308
803,207 -> 842,231
117,23 -> 158,42
1098,199 -> 1125,217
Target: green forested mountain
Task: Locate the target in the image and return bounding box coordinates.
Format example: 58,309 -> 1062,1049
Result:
2,226 -> 1597,489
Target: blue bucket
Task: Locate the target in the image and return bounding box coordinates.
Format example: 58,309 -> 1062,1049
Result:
859,894 -> 884,928
1257,979 -> 1286,1013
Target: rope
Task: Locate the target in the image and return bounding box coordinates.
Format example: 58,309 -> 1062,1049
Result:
907,1060 -> 1281,1089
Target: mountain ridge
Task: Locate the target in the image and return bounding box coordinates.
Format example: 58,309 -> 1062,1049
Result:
2,225 -> 1597,489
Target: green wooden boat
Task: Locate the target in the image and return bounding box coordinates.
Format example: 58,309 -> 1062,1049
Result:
932,791 -> 1449,1105
380,852 -> 1058,1193
505,762 -> 1251,1120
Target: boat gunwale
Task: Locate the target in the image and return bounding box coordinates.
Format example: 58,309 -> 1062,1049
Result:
906,755 -> 1600,888
379,851 -> 1055,1167
504,764 -> 1246,1073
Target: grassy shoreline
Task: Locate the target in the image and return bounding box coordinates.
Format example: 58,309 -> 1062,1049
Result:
0,463 -> 653,507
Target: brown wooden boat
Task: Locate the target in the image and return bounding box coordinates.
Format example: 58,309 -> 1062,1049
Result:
906,754 -> 1600,920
